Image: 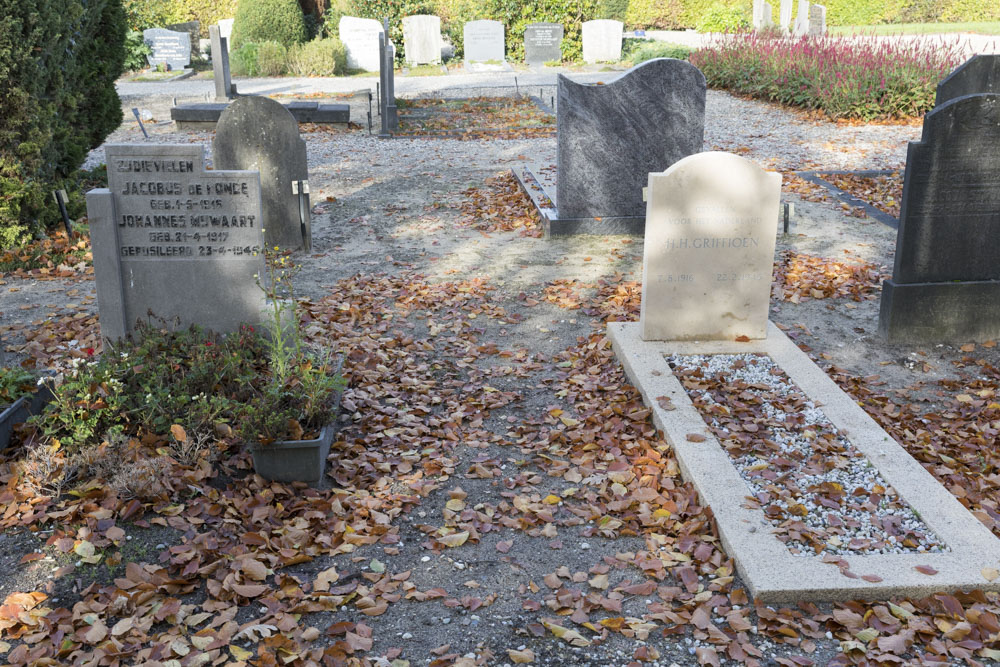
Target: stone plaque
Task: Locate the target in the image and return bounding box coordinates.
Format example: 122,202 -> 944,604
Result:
144,28 -> 191,70
463,20 -> 505,63
581,20 -> 622,63
88,144 -> 265,341
879,94 -> 1000,343
402,15 -> 443,65
936,55 -> 1000,106
340,16 -> 384,72
640,152 -> 781,341
807,3 -> 826,36
524,23 -> 563,64
557,58 -> 706,221
213,96 -> 310,250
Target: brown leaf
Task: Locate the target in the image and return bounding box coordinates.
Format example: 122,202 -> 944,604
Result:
914,565 -> 938,576
496,540 -> 513,553
170,424 -> 187,443
686,433 -> 707,442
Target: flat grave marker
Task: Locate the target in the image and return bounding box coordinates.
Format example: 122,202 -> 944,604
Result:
524,23 -> 563,64
88,144 -> 265,341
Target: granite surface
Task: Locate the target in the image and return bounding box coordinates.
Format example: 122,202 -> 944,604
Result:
556,58 -> 706,221
213,96 -> 310,250
524,23 -> 563,65
936,54 -> 1000,106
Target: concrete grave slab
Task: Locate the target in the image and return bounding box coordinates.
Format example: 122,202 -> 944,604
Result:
608,320 -> 1000,603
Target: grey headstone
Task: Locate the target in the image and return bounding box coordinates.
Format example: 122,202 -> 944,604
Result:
581,20 -> 622,64
752,0 -> 767,30
402,15 -> 443,65
213,97 -> 310,250
524,23 -> 563,65
808,3 -> 826,36
556,58 -> 706,220
210,25 -> 235,101
144,28 -> 191,70
166,21 -> 200,49
879,94 -> 1000,343
463,20 -> 505,63
936,55 -> 1000,107
90,144 -> 265,342
339,16 -> 384,72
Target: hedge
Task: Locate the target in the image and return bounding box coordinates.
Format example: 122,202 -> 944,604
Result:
232,0 -> 308,49
0,0 -> 126,249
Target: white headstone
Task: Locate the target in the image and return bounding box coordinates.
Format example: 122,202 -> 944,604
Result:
463,20 -> 505,63
339,16 -> 384,71
582,19 -> 623,64
779,0 -> 793,32
402,14 -> 443,65
218,18 -> 235,41
753,0 -> 767,30
793,0 -> 810,35
639,152 -> 781,341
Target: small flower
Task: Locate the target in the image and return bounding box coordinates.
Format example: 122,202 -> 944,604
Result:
84,347 -> 95,355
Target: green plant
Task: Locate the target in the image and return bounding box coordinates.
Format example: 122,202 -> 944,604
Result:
0,0 -> 126,250
0,367 -> 37,405
231,0 -> 307,49
696,1 -> 751,32
624,0 -> 685,29
597,0 -> 628,21
256,40 -> 288,75
286,36 -> 348,75
124,31 -> 153,71
627,41 -> 693,63
231,42 -> 261,76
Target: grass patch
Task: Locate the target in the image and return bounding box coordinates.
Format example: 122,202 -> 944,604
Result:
689,33 -> 964,120
402,64 -> 447,76
829,21 -> 1000,35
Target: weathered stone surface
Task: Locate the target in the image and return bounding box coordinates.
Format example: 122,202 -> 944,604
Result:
879,93 -> 1000,343
144,28 -> 191,70
213,96 -> 310,250
379,30 -> 398,134
556,58 -> 706,221
464,20 -> 505,63
90,144 -> 265,341
524,23 -> 563,64
339,16 -> 383,71
639,152 -> 781,341
808,3 -> 826,36
210,25 -> 235,101
937,55 -> 1000,106
581,19 -> 622,63
402,15 -> 443,65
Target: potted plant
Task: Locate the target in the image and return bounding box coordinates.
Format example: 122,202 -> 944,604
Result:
0,367 -> 52,450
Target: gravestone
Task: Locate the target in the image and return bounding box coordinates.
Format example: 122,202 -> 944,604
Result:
879,94 -> 1000,343
936,55 -> 1000,106
556,58 -> 706,224
752,0 -> 768,30
524,23 -> 563,64
640,152 -> 781,341
581,20 -> 623,63
340,16 -> 384,71
379,22 -> 399,136
402,15 -> 443,65
219,18 -> 235,40
87,144 -> 265,341
210,25 -> 236,101
793,0 -> 810,36
779,0 -> 793,32
463,20 -> 505,63
144,28 -> 191,70
213,97 -> 310,250
808,3 -> 826,36
166,21 -> 200,50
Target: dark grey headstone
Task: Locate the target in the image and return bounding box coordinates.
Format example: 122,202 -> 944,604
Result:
524,23 -> 563,65
556,58 -> 706,220
144,28 -> 191,70
89,144 -> 265,341
463,20 -> 505,63
213,97 -> 310,250
166,21 -> 200,49
936,55 -> 1000,107
879,94 -> 1000,343
210,25 -> 235,101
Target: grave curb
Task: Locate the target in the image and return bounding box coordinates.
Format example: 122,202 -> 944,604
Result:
608,320 -> 1000,603
796,170 -> 900,229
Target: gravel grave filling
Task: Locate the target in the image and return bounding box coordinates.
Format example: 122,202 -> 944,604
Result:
667,353 -> 948,558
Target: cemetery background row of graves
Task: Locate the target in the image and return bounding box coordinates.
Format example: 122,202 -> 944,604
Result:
5,0 -> 1000,662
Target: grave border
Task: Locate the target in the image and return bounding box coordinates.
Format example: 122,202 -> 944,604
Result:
608,320 -> 1000,603
796,170 -> 899,229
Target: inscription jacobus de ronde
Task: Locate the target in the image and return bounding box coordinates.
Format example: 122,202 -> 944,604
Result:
111,155 -> 261,260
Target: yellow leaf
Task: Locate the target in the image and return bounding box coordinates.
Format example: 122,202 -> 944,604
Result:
439,531 -> 469,548
170,424 -> 187,443
544,622 -> 591,647
230,645 -> 253,660
542,494 -> 561,505
508,648 -> 535,663
559,415 -> 580,427
445,499 -> 466,512
652,508 -> 672,518
855,628 -> 878,643
191,635 -> 213,650
956,394 -> 974,403
983,567 -> 999,582
588,574 -> 609,590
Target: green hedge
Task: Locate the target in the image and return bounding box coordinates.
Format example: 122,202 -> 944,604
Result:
0,0 -> 126,249
231,0 -> 307,49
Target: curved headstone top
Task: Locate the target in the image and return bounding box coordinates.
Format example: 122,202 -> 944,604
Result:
339,16 -> 384,71
213,96 -> 309,250
556,58 -> 707,221
936,55 -> 1000,107
402,15 -> 443,65
581,19 -> 623,63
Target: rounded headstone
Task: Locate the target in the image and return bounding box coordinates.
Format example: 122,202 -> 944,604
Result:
213,96 -> 309,250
